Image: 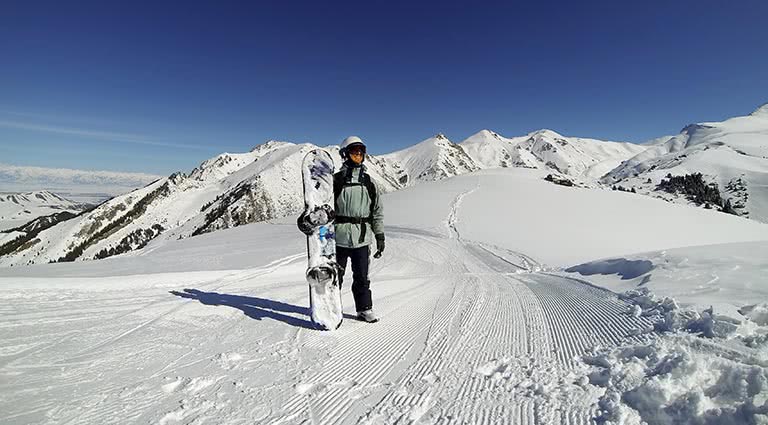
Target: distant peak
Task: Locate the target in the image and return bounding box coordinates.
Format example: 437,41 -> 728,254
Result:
530,129 -> 563,138
169,172 -> 187,184
750,102 -> 768,117
460,130 -> 504,145
680,123 -> 714,135
250,140 -> 293,152
420,133 -> 453,146
31,190 -> 62,199
478,129 -> 501,139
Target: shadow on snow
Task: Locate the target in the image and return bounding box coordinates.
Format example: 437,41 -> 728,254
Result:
170,288 -> 355,330
565,258 -> 654,281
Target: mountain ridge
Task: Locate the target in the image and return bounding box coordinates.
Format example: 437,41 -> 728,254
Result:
603,104 -> 768,221
2,103 -> 767,267
0,190 -> 90,233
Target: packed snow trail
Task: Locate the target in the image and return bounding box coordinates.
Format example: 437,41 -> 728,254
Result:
265,232 -> 652,425
0,223 -> 654,424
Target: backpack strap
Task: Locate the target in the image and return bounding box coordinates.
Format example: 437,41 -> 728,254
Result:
333,171 -> 345,205
364,174 -> 377,215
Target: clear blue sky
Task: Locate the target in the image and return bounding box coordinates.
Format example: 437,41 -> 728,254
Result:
1,0 -> 767,175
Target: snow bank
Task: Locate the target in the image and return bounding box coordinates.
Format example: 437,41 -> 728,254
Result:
582,287 -> 768,424
740,304 -> 768,327
585,336 -> 768,425
567,241 -> 768,422
565,241 -> 768,312
568,259 -> 654,280
618,288 -> 753,340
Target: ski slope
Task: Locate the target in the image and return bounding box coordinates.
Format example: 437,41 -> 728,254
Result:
1,169 -> 767,424
0,227 -> 652,424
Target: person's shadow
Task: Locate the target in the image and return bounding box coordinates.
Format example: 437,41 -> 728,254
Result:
170,288 -> 355,330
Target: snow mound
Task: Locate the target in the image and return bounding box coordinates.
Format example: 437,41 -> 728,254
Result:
739,304 -> 768,327
584,288 -> 768,424
565,241 -> 768,315
585,337 -> 768,425
619,288 -> 744,339
566,259 -> 654,280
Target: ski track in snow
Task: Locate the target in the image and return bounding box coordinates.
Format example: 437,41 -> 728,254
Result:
445,187 -> 477,239
1,225 -> 655,424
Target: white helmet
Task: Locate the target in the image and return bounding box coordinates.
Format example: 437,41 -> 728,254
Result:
339,136 -> 366,159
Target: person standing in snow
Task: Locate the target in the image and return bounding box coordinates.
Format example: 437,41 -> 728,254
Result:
334,136 -> 384,323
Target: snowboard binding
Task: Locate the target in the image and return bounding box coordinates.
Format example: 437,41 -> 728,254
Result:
297,204 -> 336,235
306,263 -> 339,291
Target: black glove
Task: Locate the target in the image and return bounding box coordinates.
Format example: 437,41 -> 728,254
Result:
374,234 -> 385,258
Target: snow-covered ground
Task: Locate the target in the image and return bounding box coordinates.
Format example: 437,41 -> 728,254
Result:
565,242 -> 768,424
384,168 -> 768,267
1,168 -> 767,424
565,241 -> 768,312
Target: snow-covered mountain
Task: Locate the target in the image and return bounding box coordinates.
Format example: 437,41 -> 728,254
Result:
602,104 -> 768,221
0,141 -> 408,267
0,142 -> 298,266
5,129 -> 633,267
460,129 -> 646,181
4,103 -> 768,267
0,191 -> 89,231
381,133 -> 480,183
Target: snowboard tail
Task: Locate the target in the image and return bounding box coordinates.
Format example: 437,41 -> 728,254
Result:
307,263 -> 342,330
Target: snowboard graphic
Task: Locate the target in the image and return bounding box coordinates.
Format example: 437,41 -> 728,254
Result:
297,149 -> 343,330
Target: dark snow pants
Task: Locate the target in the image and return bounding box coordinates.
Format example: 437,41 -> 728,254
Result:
336,245 -> 372,312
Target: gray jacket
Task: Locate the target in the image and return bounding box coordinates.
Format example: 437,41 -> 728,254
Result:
334,164 -> 384,249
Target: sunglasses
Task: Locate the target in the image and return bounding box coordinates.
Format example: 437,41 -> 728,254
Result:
348,147 -> 366,155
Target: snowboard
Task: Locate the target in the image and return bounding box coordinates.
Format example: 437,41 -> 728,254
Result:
297,149 -> 343,330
